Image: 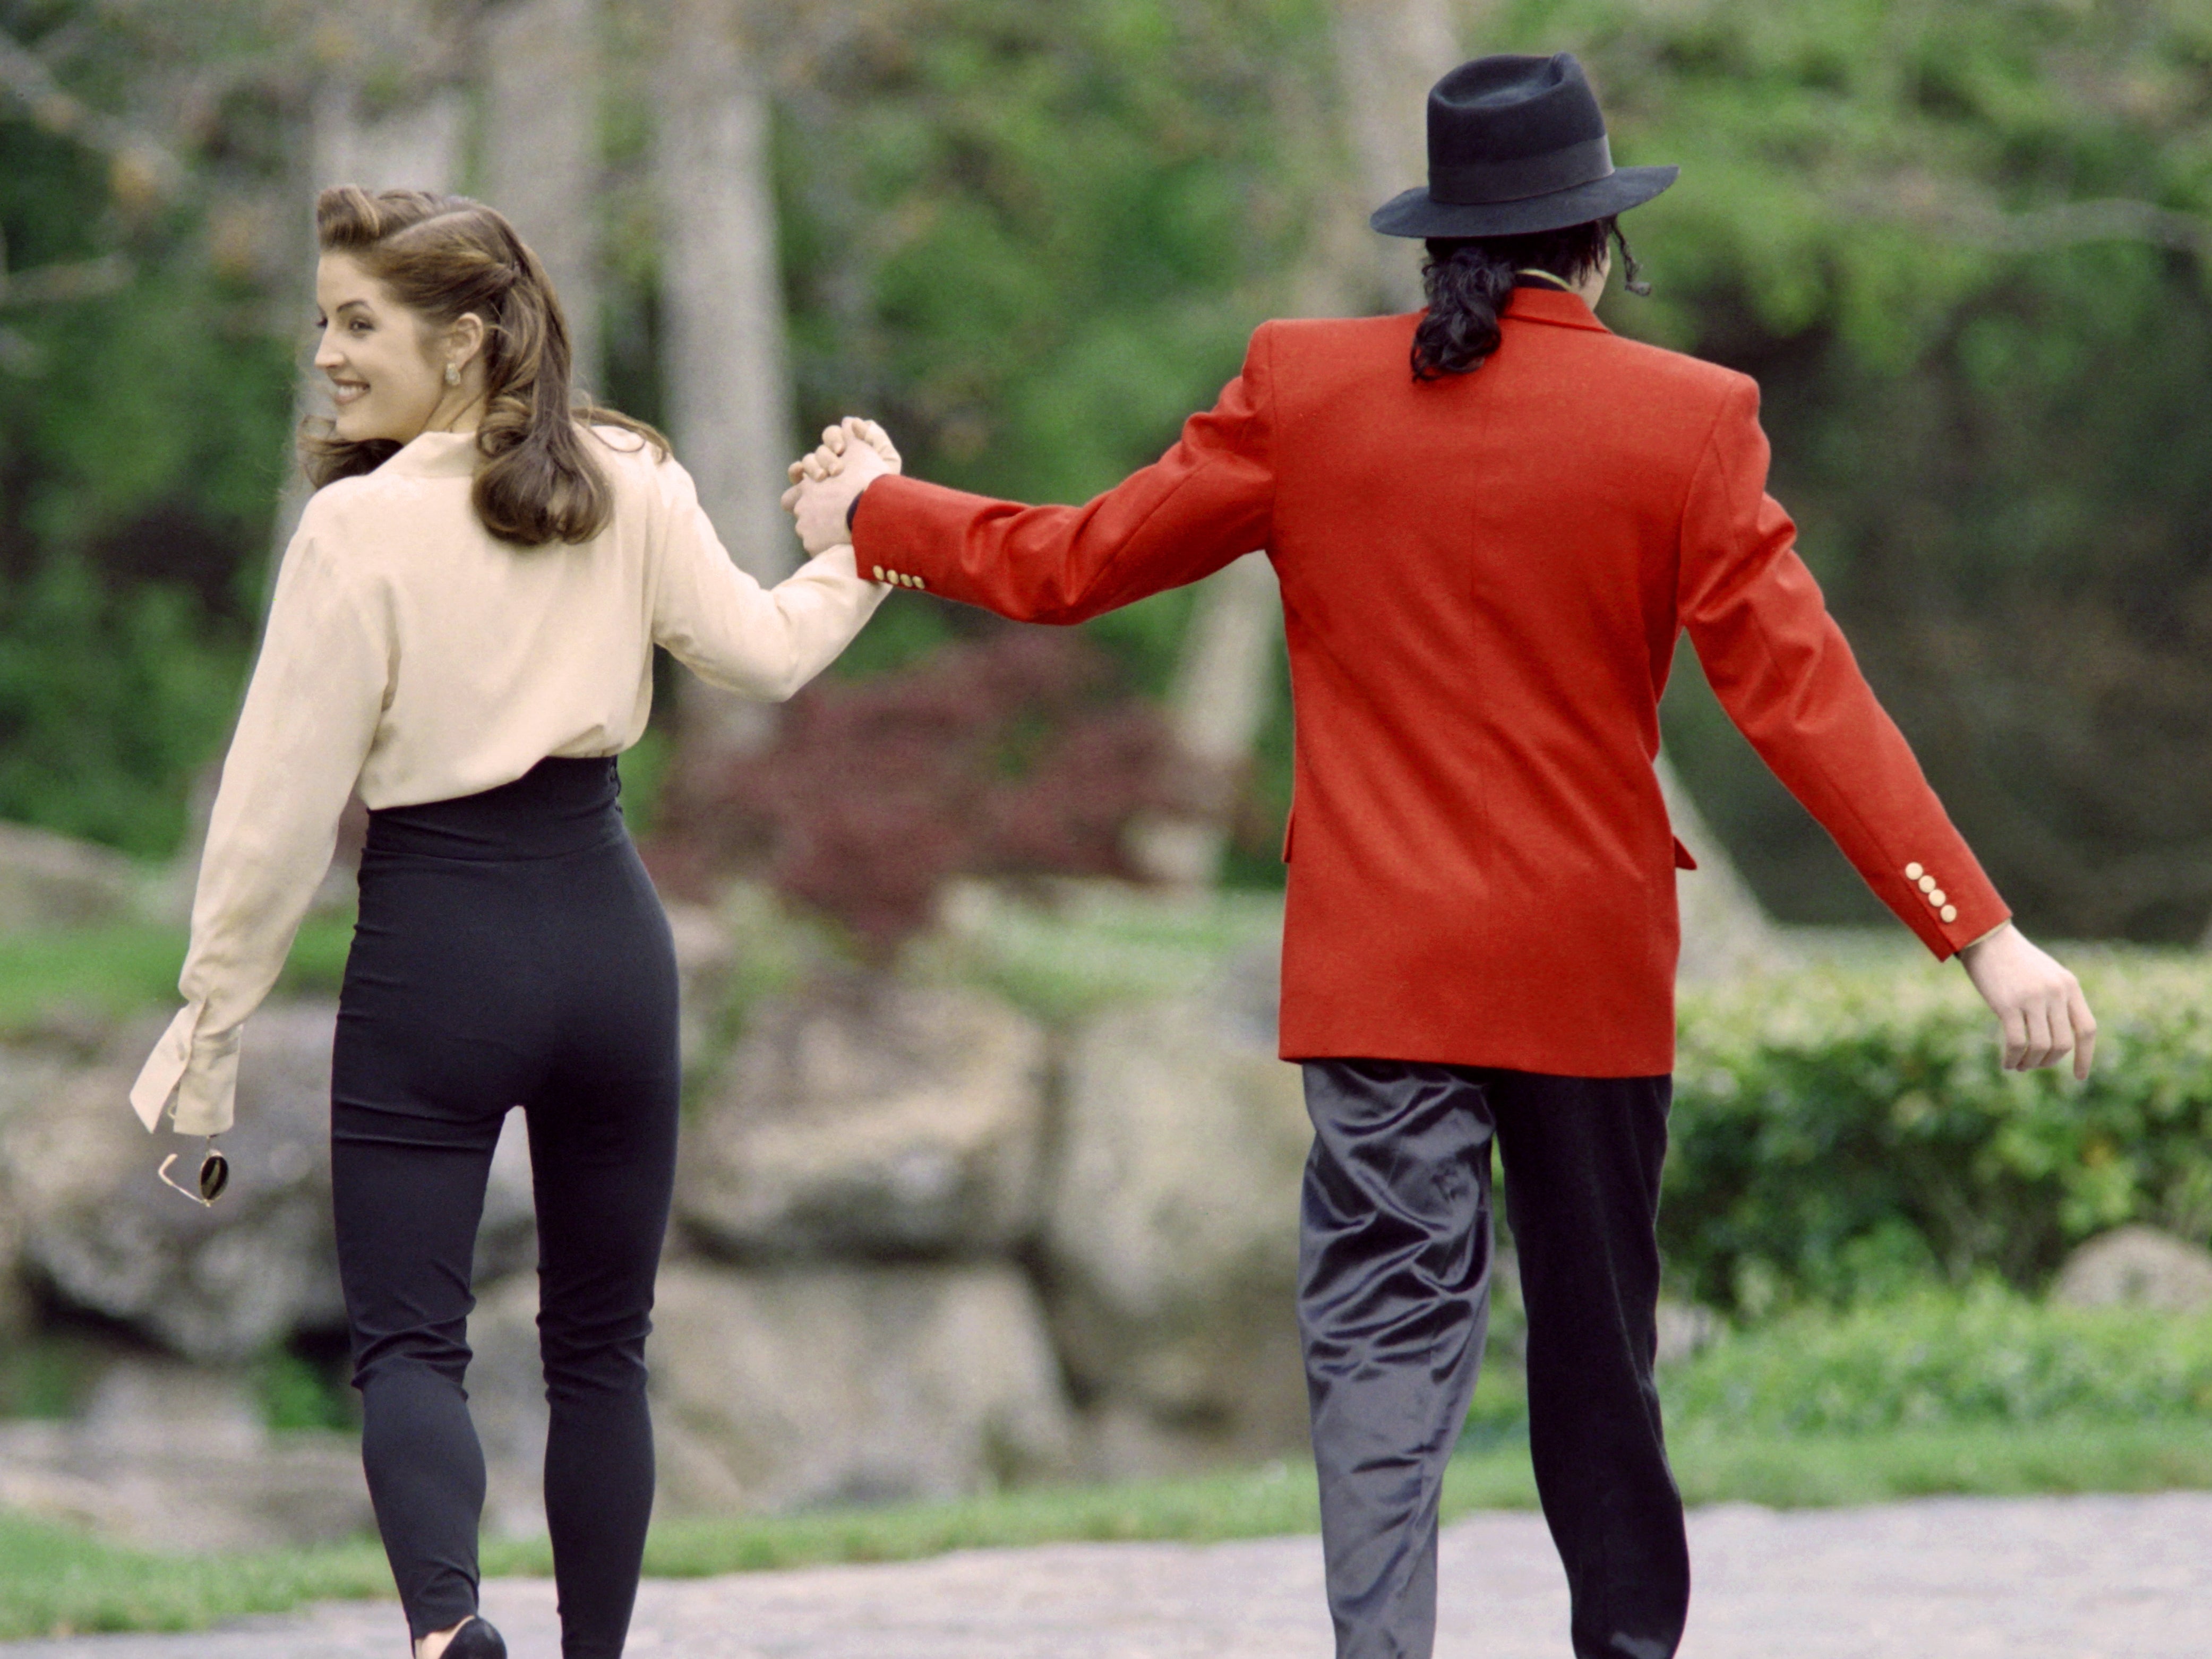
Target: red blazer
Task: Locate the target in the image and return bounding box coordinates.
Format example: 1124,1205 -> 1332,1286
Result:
853,288 -> 2009,1076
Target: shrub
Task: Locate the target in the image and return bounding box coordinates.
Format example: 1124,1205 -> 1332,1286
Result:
645,630 -> 1180,960
1663,1284 -> 2212,1433
1665,949 -> 2212,1313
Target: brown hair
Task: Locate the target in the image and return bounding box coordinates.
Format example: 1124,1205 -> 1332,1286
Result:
302,186 -> 666,545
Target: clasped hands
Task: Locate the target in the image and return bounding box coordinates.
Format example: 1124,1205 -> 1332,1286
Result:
782,418 -> 902,557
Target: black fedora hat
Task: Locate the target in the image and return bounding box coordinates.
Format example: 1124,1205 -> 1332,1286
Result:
1371,53 -> 1677,240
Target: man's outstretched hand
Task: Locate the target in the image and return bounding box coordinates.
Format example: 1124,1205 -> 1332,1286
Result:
1959,922 -> 2098,1081
781,418 -> 902,557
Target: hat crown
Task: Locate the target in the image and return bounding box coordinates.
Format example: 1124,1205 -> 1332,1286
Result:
1369,49 -> 1676,239
1428,53 -> 1607,165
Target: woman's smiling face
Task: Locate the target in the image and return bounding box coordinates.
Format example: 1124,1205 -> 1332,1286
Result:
312,253 -> 449,445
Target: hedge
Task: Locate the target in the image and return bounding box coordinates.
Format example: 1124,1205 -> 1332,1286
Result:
1663,948 -> 2212,1313
1663,1285 -> 2212,1432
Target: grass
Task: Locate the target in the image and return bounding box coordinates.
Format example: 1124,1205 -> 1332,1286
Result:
923,878 -> 1288,1025
0,913 -> 357,1038
8,1421 -> 2212,1640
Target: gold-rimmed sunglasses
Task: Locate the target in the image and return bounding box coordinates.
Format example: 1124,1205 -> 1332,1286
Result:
158,1138 -> 230,1207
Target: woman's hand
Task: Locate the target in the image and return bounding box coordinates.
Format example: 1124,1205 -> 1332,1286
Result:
1958,922 -> 2098,1080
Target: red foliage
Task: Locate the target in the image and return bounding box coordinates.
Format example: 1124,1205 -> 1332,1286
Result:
645,630 -> 1182,959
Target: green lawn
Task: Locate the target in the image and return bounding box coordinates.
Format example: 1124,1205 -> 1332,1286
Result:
7,1421 -> 2212,1641
0,914 -> 356,1038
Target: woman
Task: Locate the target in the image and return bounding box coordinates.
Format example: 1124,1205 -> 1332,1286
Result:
128,186 -> 887,1659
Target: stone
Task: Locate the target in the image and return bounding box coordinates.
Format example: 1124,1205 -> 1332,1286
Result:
0,1044 -> 81,1339
2051,1225 -> 2212,1313
0,820 -> 143,933
0,1357 -> 371,1550
643,1259 -> 1074,1513
11,1003 -> 536,1361
678,980 -> 1048,1258
1046,947 -> 1316,1472
465,1271 -> 555,1539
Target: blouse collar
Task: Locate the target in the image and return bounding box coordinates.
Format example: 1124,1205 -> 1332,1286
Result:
380,428 -> 483,479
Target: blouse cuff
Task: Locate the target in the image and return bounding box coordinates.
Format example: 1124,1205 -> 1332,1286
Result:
129,1003 -> 242,1136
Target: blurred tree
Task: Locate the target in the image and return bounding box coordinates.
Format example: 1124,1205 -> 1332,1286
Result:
481,0 -> 604,391
657,0 -> 803,764
1,0 -> 2208,948
0,2 -> 297,855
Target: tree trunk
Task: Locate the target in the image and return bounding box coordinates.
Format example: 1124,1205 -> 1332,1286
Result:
1657,751 -> 1783,980
1330,0 -> 1460,312
481,0 -> 603,392
656,0 -> 797,757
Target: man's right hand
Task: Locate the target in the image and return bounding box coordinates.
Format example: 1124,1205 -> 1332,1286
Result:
1958,922 -> 2098,1080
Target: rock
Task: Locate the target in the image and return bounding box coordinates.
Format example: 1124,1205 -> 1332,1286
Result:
1046,949 -> 1315,1471
465,1271 -> 554,1539
0,1357 -> 371,1550
678,980 -> 1048,1258
11,1003 -> 536,1361
0,1045 -> 81,1339
0,821 -> 143,932
468,1258 -> 1081,1526
2051,1225 -> 2212,1313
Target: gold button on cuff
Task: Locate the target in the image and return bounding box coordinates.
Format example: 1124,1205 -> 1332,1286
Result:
1906,863 -> 1924,880
1941,905 -> 1959,923
1930,889 -> 1947,908
1918,875 -> 1937,893
913,577 -> 928,591
872,566 -> 886,581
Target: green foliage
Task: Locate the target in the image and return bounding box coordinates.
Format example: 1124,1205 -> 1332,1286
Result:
1665,950 -> 2212,1311
0,560 -> 245,857
1667,1285 -> 2212,1434
0,11 -> 296,858
253,1350 -> 355,1434
784,0 -> 1327,744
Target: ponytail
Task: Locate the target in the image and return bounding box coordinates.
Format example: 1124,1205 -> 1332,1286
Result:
1410,215 -> 1649,381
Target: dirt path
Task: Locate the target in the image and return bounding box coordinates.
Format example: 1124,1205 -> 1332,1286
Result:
6,1492 -> 2208,1657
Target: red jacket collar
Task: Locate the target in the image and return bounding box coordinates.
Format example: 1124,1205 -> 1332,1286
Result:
1503,286 -> 1611,334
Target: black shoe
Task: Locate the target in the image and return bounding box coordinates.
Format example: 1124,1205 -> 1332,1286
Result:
442,1618 -> 507,1659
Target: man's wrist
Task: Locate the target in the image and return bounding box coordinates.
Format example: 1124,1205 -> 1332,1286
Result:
1960,919 -> 2014,959
846,479 -> 874,534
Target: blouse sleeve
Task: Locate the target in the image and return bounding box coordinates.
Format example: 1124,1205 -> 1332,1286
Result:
130,504 -> 388,1136
648,455 -> 889,700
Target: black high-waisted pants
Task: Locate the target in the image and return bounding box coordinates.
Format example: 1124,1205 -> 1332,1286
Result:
1299,1060 -> 1690,1659
331,757 -> 680,1658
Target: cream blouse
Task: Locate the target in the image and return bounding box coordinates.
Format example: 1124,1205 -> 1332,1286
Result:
130,426 -> 887,1137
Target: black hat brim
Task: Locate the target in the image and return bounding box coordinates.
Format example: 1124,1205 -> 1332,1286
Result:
1369,165 -> 1678,240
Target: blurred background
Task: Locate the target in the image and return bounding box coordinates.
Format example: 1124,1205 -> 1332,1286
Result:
3,0 -> 2212,1636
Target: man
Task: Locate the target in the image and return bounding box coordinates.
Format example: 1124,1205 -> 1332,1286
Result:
786,53 -> 2096,1659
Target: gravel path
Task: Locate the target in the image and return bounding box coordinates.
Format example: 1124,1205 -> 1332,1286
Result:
7,1492 -> 2210,1658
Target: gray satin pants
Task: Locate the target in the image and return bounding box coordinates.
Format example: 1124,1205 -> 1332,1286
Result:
1298,1060 -> 1689,1659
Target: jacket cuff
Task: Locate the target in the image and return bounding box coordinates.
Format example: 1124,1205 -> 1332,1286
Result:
1885,856 -> 2009,961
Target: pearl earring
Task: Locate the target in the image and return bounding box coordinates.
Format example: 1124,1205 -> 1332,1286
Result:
444,363 -> 460,387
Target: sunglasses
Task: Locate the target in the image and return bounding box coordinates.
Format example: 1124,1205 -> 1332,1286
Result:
158,1138 -> 230,1207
